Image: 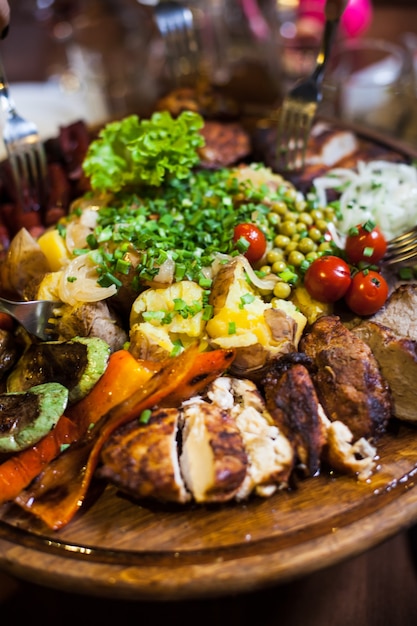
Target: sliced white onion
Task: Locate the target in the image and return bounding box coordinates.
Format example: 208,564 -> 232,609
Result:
313,160 -> 417,240
58,253 -> 117,306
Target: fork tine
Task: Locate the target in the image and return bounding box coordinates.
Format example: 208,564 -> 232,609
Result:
276,101 -> 316,170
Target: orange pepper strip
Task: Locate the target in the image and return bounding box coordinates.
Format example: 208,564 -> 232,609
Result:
0,416 -> 78,504
65,349 -> 160,431
0,350 -> 157,507
15,346 -> 235,530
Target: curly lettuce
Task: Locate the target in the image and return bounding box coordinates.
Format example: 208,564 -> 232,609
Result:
82,110 -> 205,192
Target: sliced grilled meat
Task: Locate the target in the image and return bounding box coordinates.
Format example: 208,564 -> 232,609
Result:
206,376 -> 294,499
369,283 -> 417,341
352,320 -> 417,423
262,357 -> 327,476
180,400 -> 248,503
99,407 -> 191,503
300,316 -> 392,440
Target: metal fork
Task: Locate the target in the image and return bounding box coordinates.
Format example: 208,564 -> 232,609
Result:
154,1 -> 200,85
0,297 -> 61,341
276,0 -> 346,171
0,52 -> 47,210
383,227 -> 417,266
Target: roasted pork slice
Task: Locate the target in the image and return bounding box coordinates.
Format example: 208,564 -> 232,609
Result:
368,284 -> 417,342
300,316 -> 392,440
99,407 -> 191,503
261,355 -> 327,476
352,320 -> 417,423
206,377 -> 294,499
180,400 -> 248,503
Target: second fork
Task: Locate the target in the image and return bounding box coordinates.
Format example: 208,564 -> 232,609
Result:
275,0 -> 346,171
0,51 -> 47,212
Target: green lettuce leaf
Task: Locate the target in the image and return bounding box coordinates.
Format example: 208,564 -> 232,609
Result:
82,110 -> 205,192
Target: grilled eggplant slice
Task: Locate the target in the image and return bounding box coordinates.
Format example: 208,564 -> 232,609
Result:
7,336 -> 110,403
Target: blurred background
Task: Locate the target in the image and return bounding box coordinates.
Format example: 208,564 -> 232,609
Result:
0,0 -> 416,149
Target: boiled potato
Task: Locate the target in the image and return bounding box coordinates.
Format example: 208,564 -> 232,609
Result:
206,257 -> 307,378
129,280 -> 207,360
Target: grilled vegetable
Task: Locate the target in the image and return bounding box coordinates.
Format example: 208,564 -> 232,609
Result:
7,336 -> 111,404
0,382 -> 69,453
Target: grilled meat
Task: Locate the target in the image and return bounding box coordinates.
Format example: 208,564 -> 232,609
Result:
99,407 -> 191,503
368,284 -> 417,342
352,320 -> 417,423
262,355 -> 327,476
198,121 -> 251,168
180,400 -> 248,503
300,316 -> 392,440
321,414 -> 377,481
206,376 -> 294,498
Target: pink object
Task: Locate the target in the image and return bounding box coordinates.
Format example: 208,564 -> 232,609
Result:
298,0 -> 373,38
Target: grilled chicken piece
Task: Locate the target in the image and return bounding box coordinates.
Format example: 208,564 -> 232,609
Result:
352,320 -> 417,423
180,401 -> 248,503
99,407 -> 191,503
300,316 -> 392,440
262,355 -> 327,476
368,284 -> 417,342
206,377 -> 294,498
319,411 -> 377,481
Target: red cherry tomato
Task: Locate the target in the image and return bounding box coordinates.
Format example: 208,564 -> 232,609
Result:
233,223 -> 267,264
303,255 -> 352,303
344,269 -> 389,316
345,223 -> 387,265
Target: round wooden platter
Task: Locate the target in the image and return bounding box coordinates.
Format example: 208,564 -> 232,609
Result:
1,123 -> 417,601
0,420 -> 417,600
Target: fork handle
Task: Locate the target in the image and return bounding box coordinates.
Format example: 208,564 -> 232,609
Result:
311,0 -> 346,84
325,0 -> 347,22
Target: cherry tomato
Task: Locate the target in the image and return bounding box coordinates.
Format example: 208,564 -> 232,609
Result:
233,223 -> 267,264
0,313 -> 14,332
303,255 -> 352,303
344,269 -> 389,316
345,223 -> 387,265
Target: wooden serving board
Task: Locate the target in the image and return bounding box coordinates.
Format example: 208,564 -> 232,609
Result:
1,419 -> 417,600
1,123 -> 417,601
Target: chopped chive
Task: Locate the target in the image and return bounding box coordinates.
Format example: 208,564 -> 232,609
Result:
228,321 -> 236,335
139,409 -> 152,424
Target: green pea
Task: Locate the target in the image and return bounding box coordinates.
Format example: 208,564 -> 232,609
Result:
267,212 -> 281,226
311,209 -> 324,222
306,251 -> 319,262
288,250 -> 305,267
274,234 -> 290,248
280,220 -> 297,237
309,227 -> 322,242
297,237 -> 316,254
271,260 -> 287,274
273,282 -> 292,299
266,249 -> 284,264
316,219 -> 329,233
271,201 -> 289,215
298,212 -> 314,226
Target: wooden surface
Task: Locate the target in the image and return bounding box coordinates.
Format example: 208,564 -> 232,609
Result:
1,530 -> 417,626
1,419 -> 417,601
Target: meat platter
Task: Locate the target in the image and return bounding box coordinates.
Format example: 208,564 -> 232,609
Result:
1,98 -> 417,600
